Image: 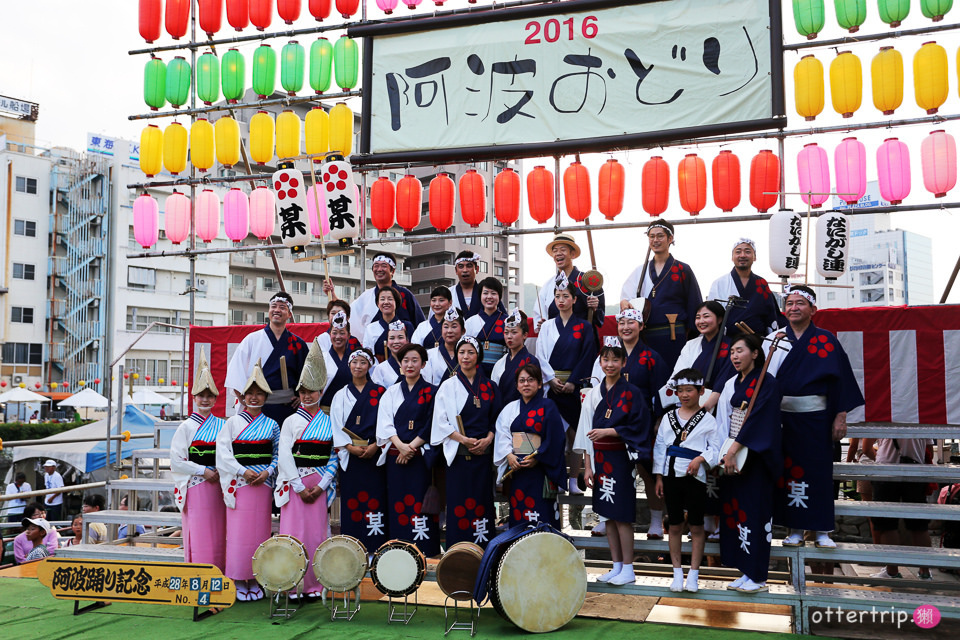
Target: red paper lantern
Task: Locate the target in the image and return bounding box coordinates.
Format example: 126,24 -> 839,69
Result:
145,376 -> 151,382
309,0 -> 331,19
94,378 -> 101,384
641,156 -> 669,217
35,382 -> 41,389
526,166 -> 554,224
278,0 -> 301,23
226,0 -> 249,30
336,0 -> 359,17
749,150 -> 780,213
494,168 -> 520,226
712,151 -> 741,212
563,162 -> 591,222
0,381 -> 6,387
62,381 -> 69,387
139,0 -> 163,43
678,154 -> 707,216
370,177 -> 395,233
250,0 -> 272,29
459,169 -> 486,228
597,159 -> 625,221
396,175 -> 422,232
165,0 -> 190,39
198,0 -> 223,36
429,173 -> 456,232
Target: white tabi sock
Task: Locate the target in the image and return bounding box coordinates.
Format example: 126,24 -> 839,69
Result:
648,510 -> 663,535
598,561 -> 623,583
670,567 -> 684,592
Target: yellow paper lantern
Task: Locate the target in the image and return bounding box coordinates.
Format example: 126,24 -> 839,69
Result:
250,111 -> 275,165
328,102 -> 353,156
276,109 -> 301,160
914,41 -> 949,115
794,55 -> 824,121
133,373 -> 140,380
162,122 -> 188,175
190,118 -> 215,172
51,382 -> 58,389
829,51 -> 862,118
871,46 -> 904,115
215,116 -> 241,168
139,124 -> 163,177
305,107 -> 329,162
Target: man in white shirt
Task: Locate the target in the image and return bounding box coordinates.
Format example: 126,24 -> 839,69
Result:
4,473 -> 31,522
43,460 -> 64,523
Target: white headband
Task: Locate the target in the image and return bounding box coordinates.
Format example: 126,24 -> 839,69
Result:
330,311 -> 348,329
733,238 -> 756,252
785,285 -> 816,305
349,350 -> 375,366
504,309 -> 523,328
269,295 -> 293,311
444,307 -> 461,322
647,221 -> 672,235
387,320 -> 406,333
555,271 -> 570,291
373,255 -> 396,268
455,253 -> 480,266
616,307 -> 643,322
669,376 -> 704,390
603,336 -> 623,348
457,336 -> 481,353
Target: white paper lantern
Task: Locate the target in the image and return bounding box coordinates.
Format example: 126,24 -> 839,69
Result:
273,162 -> 311,255
816,211 -> 848,280
320,155 -> 359,247
768,209 -> 802,278
164,191 -> 191,245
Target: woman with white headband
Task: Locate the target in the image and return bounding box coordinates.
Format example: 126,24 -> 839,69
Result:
363,287 -> 414,363
491,308 -> 555,405
464,277 -> 510,377
319,310 -> 356,415
424,307 -> 465,385
371,320 -> 410,387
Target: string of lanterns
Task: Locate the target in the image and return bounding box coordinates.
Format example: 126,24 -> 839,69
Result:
793,0 -> 953,39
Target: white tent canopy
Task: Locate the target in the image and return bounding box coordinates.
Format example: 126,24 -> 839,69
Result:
126,389 -> 173,405
58,388 -> 109,409
0,388 -> 50,403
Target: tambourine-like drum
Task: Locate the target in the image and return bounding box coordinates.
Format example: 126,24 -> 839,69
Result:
252,534 -> 308,593
370,540 -> 426,598
313,535 -> 368,593
436,541 -> 483,601
489,531 -> 586,633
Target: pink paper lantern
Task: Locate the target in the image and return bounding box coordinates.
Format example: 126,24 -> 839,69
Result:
250,186 -> 276,240
305,183 -> 330,238
195,190 -> 221,242
797,143 -> 830,208
223,188 -> 250,242
164,191 -> 191,245
401,0 -> 421,7
133,194 -> 159,249
877,137 -> 911,205
376,0 -> 397,12
921,130 -> 957,198
833,137 -> 866,205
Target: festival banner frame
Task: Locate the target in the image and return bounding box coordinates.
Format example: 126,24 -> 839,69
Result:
352,0 -> 785,164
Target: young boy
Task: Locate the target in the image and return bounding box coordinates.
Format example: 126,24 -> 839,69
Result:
412,286 -> 453,351
654,368 -> 720,593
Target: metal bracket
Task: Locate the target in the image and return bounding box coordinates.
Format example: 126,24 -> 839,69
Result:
323,586 -> 362,621
444,591 -> 479,637
73,600 -> 109,616
387,591 -> 418,624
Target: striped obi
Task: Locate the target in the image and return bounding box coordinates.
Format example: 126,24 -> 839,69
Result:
482,342 -> 507,367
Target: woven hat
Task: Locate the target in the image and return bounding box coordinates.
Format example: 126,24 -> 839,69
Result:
242,359 -> 273,395
545,233 -> 581,259
296,339 -> 328,392
191,349 -> 219,396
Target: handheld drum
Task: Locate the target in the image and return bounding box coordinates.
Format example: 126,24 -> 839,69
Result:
370,540 -> 426,598
313,535 -> 368,593
435,541 -> 484,601
252,534 -> 308,594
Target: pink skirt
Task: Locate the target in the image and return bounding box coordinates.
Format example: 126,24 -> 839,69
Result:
225,483 -> 273,581
183,479 -> 226,572
279,473 -> 329,595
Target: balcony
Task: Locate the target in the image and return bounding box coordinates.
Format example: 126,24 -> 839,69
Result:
410,263 -> 456,282
229,287 -> 255,301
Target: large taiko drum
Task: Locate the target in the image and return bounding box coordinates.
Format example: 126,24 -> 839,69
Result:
370,539 -> 426,598
252,534 -> 308,593
435,541 -> 483,601
313,535 -> 368,593
489,530 -> 586,632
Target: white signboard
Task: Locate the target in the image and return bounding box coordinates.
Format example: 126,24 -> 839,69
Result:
87,133 -> 119,157
0,95 -> 38,121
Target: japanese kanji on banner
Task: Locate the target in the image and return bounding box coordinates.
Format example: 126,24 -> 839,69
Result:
273,163 -> 311,255
320,155 -> 360,247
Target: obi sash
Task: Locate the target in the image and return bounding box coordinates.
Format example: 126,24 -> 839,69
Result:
293,439 -> 332,467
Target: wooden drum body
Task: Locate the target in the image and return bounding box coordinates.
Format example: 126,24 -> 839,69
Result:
370,539 -> 426,598
252,534 -> 308,593
313,535 -> 368,593
436,541 -> 484,601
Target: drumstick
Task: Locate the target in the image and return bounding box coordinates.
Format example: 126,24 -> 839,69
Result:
280,356 -> 289,390
736,321 -> 755,335
741,333 -> 784,424
342,427 -> 368,446
502,451 -> 538,481
455,415 -> 467,437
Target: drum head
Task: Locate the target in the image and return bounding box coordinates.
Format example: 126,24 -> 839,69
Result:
436,542 -> 484,600
313,535 -> 368,592
371,540 -> 426,597
252,535 -> 307,593
493,532 -> 586,633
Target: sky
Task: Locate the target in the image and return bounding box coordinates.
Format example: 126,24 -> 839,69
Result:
5,1 -> 960,304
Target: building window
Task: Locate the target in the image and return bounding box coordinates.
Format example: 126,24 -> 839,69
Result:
479,260 -> 489,273
1,342 -> 43,364
289,280 -> 310,295
257,276 -> 279,292
296,314 -> 315,323
478,237 -> 488,247
418,260 -> 429,268
494,266 -> 505,277
231,274 -> 244,289
12,263 -> 35,280
127,266 -> 157,289
11,307 -> 34,323
13,220 -> 36,237
494,241 -> 500,253
256,311 -> 267,324
509,243 -> 519,261
826,291 -> 836,301
231,309 -> 244,324
15,176 -> 38,194
463,237 -> 476,245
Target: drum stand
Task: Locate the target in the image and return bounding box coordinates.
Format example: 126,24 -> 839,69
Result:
322,587 -> 361,621
443,592 -> 479,637
268,585 -> 301,620
387,591 -> 418,624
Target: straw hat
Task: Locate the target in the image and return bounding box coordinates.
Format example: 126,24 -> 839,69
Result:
545,233 -> 581,259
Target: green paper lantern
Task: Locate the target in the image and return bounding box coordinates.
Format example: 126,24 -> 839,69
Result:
310,38 -> 333,95
878,0 -> 911,27
197,52 -> 220,106
252,44 -> 276,99
920,0 -> 953,20
333,36 -> 359,91
281,41 -> 305,96
143,56 -> 166,111
222,48 -> 245,104
793,0 -> 825,39
834,0 -> 867,32
166,56 -> 191,108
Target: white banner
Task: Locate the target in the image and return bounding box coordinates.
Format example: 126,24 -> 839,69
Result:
367,0 -> 777,157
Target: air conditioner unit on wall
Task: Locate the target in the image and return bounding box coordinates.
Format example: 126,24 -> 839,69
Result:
13,375 -> 24,384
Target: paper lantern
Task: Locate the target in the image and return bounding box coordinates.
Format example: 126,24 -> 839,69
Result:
321,156 -> 360,247
402,0 -> 421,7
914,41 -> 948,114
250,0 -> 272,29
834,137 -> 866,205
139,124 -> 163,178
310,38 -> 333,94
250,187 -> 276,239
305,107 -> 329,161
197,52 -> 220,106
430,173 -> 456,232
872,46 -> 903,115
329,102 -> 353,156
139,0 -> 162,43
597,159 -> 625,220
195,190 -> 221,243
281,41 -> 305,96
921,0 -> 954,20
222,48 -> 245,103
921,130 -> 957,197
878,0 -> 910,26
794,55 -> 824,121
166,56 -> 191,108
334,36 -> 359,91
133,194 -> 160,248
816,212 -> 848,280
249,111 -> 275,165
143,56 -> 166,111
494,168 -> 520,226
336,0 -> 359,18
460,169 -> 486,227
527,166 -> 554,224
677,154 -> 706,216
199,0 -> 223,36
162,121 -> 188,175
377,0 -> 398,13
165,0 -> 190,39
309,0 -> 331,20
768,209 -> 802,278
252,44 -> 276,99
797,143 -> 830,208
273,163 -> 311,253
877,137 -> 911,205
829,51 -> 862,118
562,162 -> 591,222
306,183 -> 330,238
223,188 -> 249,242
227,0 -> 249,30
834,0 -> 866,32
370,177 -> 396,233
711,151 -> 741,212
276,110 -> 301,160
215,116 -> 240,168
396,174 -> 423,231
190,119 -> 215,172
164,191 -> 190,245
641,156 -> 669,216
0,381 -> 6,387
793,0 -> 825,39
278,0 -> 302,23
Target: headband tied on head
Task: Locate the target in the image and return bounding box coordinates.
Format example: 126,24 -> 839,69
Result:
331,311 -> 348,330
785,285 -> 816,305
444,307 -> 461,322
457,336 -> 481,353
603,336 -> 623,349
387,320 -> 405,332
348,350 -> 375,366
669,375 -> 705,390
733,237 -> 756,252
554,271 -> 570,291
373,255 -> 397,269
504,309 -> 523,328
647,221 -> 672,236
455,253 -> 480,266
616,307 -> 643,322
269,294 -> 293,312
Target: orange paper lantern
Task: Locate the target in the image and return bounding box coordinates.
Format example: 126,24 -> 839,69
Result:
597,159 -> 625,221
429,173 -> 455,232
370,177 -> 395,233
563,161 -> 591,222
678,154 -> 707,216
494,168 -> 520,226
459,169 -> 486,228
526,166 -> 554,224
712,150 -> 741,212
641,156 -> 669,216
749,150 -> 780,213
395,174 -> 422,232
